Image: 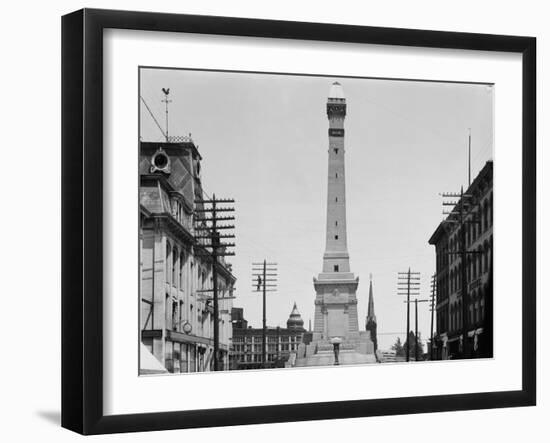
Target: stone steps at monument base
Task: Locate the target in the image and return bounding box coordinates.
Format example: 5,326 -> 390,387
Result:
294,352 -> 377,367
379,356 -> 407,363
315,348 -> 360,354
316,342 -> 357,352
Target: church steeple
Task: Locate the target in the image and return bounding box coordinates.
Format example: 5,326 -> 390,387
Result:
366,274 -> 378,352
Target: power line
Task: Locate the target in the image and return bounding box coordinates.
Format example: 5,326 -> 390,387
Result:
140,95 -> 166,139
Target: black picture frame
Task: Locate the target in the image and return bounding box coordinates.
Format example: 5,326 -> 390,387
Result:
61,8 -> 536,435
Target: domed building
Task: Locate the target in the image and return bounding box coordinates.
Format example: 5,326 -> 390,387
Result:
229,303 -> 307,370
287,303 -> 306,332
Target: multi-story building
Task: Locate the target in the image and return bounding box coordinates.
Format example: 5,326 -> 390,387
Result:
428,161 -> 493,360
230,304 -> 306,369
230,307 -> 248,329
139,137 -> 236,374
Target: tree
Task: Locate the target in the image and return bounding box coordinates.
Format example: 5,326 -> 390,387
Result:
403,331 -> 425,359
391,337 -> 405,357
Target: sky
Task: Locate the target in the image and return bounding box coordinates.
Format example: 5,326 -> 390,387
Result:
139,67 -> 493,350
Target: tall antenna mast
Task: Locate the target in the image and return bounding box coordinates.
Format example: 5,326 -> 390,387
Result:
161,88 -> 172,142
468,128 -> 472,187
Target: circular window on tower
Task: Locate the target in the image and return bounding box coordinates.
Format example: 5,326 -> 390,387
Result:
150,147 -> 171,174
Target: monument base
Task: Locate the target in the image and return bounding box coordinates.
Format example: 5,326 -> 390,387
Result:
294,331 -> 376,367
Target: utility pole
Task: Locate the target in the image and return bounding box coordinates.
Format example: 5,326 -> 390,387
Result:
194,194 -> 235,371
403,298 -> 429,361
252,260 -> 277,368
440,188 -> 481,359
398,269 -> 420,362
429,274 -> 437,360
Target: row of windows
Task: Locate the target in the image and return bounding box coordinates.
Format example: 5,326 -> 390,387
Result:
162,238 -> 232,338
165,240 -> 230,293
447,299 -> 485,333
437,287 -> 488,334
232,335 -> 300,343
170,198 -> 192,230
437,195 -> 492,270
235,353 -> 290,363
443,238 -> 492,299
232,344 -> 298,353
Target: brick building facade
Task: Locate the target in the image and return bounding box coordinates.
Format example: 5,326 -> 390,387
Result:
429,161 -> 493,359
229,304 -> 306,369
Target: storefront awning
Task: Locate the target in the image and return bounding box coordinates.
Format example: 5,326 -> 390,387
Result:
140,342 -> 168,375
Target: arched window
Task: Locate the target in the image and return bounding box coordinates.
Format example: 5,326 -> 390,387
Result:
172,301 -> 178,331
166,293 -> 171,326
452,304 -> 455,331
450,305 -> 455,331
454,268 -> 458,292
478,245 -> 484,274
180,251 -> 186,289
483,240 -> 489,272
166,241 -> 171,285
172,246 -> 178,287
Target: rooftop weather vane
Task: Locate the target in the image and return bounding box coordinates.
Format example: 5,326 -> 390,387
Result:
161,88 -> 171,142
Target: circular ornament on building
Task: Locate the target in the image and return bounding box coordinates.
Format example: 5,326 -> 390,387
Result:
150,147 -> 171,174
182,321 -> 192,334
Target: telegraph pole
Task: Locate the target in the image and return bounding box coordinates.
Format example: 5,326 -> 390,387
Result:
194,194 -> 235,371
252,260 -> 277,367
398,269 -> 420,362
429,274 -> 437,360
440,187 -> 481,359
402,296 -> 429,361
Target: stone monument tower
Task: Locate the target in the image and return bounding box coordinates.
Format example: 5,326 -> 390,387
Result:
312,82 -> 362,340
295,82 -> 375,366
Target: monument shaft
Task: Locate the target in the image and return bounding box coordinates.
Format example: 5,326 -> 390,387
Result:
313,82 -> 360,340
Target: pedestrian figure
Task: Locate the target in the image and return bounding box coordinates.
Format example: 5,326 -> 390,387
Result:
333,342 -> 340,365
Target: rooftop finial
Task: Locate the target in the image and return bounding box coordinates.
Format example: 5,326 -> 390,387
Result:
161,87 -> 172,142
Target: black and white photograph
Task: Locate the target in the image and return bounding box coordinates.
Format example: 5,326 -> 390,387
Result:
0,0 -> 543,440
138,67 -> 494,375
